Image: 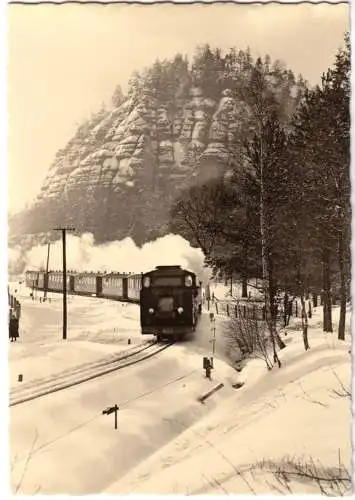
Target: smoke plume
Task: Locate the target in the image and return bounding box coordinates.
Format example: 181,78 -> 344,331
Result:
9,233 -> 212,282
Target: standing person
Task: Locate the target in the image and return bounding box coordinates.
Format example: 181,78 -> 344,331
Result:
9,310 -> 15,342
9,310 -> 19,342
12,314 -> 19,342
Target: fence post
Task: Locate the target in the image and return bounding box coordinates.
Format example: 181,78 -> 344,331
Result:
226,303 -> 229,316
235,305 -> 238,318
312,293 -> 318,308
288,302 -> 293,318
215,302 -> 218,315
295,301 -> 298,317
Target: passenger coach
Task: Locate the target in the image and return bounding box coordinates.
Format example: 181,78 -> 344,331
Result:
139,265 -> 202,342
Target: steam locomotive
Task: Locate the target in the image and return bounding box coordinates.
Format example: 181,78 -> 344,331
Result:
140,266 -> 202,341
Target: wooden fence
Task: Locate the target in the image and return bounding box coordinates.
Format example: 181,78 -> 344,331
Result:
204,297 -> 317,322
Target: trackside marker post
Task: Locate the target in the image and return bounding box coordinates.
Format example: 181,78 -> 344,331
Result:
203,356 -> 213,379
209,312 -> 216,368
103,404 -> 119,430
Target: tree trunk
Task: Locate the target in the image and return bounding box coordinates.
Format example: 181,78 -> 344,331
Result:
241,276 -> 248,298
338,231 -> 346,340
312,292 -> 318,308
259,136 -> 282,367
269,259 -> 286,350
242,241 -> 248,298
300,295 -> 310,350
286,300 -> 292,326
283,293 -> 289,327
322,247 -> 333,332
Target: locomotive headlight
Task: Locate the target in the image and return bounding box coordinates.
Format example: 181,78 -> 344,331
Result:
177,307 -> 184,314
143,277 -> 151,288
148,308 -> 154,314
185,275 -> 193,287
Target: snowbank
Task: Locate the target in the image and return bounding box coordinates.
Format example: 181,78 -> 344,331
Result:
8,285 -> 146,387
9,278 -> 351,495
105,305 -> 351,495
10,345 -> 239,494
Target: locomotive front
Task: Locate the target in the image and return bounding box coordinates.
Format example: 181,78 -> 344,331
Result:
140,265 -> 202,341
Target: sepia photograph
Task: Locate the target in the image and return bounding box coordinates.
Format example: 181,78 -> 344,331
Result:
6,1 -> 351,495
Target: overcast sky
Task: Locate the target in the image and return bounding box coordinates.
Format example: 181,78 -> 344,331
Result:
7,2 -> 349,214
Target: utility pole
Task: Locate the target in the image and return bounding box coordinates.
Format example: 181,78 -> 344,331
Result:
53,227 -> 75,340
43,242 -> 51,302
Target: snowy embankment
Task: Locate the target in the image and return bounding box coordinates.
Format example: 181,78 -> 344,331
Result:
105,304 -> 352,495
10,339 -> 241,494
8,282 -> 149,388
9,281 -> 351,494
9,281 -> 243,494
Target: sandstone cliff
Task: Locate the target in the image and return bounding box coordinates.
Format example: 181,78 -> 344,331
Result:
9,48 -> 302,248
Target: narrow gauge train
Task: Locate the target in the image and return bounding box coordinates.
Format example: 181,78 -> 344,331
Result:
25,266 -> 203,341
140,265 -> 202,342
25,269 -> 141,303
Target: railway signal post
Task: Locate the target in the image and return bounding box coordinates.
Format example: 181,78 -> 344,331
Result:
102,404 -> 119,430
53,227 -> 75,340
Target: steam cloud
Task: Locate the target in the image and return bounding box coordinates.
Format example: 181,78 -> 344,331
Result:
9,233 -> 212,282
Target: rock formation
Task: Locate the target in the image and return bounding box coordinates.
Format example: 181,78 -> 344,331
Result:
9,48 -> 301,249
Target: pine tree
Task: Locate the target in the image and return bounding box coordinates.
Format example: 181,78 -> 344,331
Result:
288,33 -> 350,337
111,84 -> 124,108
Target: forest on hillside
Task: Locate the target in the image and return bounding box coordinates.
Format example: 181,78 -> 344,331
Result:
169,34 -> 350,354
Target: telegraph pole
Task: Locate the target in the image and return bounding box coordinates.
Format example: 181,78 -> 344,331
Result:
53,227 -> 75,340
43,242 -> 51,302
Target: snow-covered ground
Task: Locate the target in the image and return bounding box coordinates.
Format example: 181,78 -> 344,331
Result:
105,302 -> 352,495
9,281 -> 241,494
9,281 -> 352,494
211,279 -> 264,301
8,282 -> 151,388
10,344 -> 242,494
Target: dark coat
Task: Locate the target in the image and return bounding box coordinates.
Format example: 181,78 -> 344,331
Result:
9,317 -> 19,339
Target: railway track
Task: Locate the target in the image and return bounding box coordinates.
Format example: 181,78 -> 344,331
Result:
10,341 -> 173,407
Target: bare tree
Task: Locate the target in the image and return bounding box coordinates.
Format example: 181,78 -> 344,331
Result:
170,179 -> 227,256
